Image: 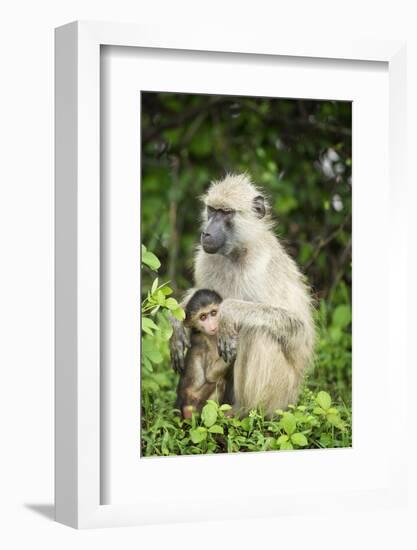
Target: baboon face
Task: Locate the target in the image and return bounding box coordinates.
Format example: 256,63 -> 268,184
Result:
185,289 -> 223,334
201,174 -> 267,255
194,304 -> 220,335
201,206 -> 235,254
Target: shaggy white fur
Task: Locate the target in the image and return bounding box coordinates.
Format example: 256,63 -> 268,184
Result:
192,173 -> 315,416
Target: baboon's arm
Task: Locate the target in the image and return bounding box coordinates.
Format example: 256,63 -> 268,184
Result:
217,298 -> 303,363
169,316 -> 190,372
169,288 -> 197,372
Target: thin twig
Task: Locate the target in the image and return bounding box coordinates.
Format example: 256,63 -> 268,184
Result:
304,214 -> 351,270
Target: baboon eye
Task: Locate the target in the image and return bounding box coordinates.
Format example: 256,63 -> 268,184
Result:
200,314 -> 207,321
210,310 -> 217,317
207,206 -> 215,217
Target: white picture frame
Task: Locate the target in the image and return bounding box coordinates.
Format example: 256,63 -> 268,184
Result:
55,21 -> 407,529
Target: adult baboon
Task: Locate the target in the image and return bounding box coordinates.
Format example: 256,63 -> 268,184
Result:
170,173 -> 315,416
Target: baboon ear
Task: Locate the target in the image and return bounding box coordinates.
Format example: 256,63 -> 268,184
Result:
252,195 -> 266,218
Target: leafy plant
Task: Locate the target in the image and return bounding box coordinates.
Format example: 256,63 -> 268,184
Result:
141,245 -> 184,375
141,390 -> 351,457
140,249 -> 352,456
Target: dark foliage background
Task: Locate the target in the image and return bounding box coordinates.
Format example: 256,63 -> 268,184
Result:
140,92 -> 352,455
141,92 -> 351,300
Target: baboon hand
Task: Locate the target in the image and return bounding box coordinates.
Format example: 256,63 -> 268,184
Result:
169,315 -> 191,372
217,331 -> 238,365
217,302 -> 238,364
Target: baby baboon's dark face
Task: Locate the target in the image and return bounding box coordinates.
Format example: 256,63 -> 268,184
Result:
201,206 -> 235,254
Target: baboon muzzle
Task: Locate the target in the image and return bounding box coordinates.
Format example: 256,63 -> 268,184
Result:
201,222 -> 226,254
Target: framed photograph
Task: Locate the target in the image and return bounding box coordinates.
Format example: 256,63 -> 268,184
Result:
55,21 -> 407,528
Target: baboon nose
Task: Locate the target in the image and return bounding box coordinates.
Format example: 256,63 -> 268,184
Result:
202,231 -> 211,238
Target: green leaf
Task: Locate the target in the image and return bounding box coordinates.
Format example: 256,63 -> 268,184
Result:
159,324 -> 173,341
142,379 -> 159,393
160,286 -> 173,295
219,404 -> 232,412
277,434 -> 289,445
291,433 -> 308,447
316,391 -> 332,411
141,325 -> 154,336
281,413 -> 297,435
142,316 -> 159,333
172,307 -> 185,321
320,433 -> 333,447
240,417 -> 252,432
332,304 -> 351,329
165,297 -> 179,310
141,339 -> 153,353
280,440 -> 294,450
141,355 -> 153,373
142,248 -> 161,271
142,346 -> 163,364
208,425 -> 224,434
148,350 -> 163,364
156,290 -> 166,305
201,402 -> 218,428
190,427 -> 207,444
313,406 -> 326,415
327,413 -> 344,428
151,277 -> 159,294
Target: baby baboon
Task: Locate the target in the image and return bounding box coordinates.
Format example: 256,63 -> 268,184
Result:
171,173 -> 315,416
175,289 -> 231,418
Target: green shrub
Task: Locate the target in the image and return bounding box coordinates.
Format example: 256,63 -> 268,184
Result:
141,247 -> 352,457
141,390 -> 351,457
141,244 -> 184,376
